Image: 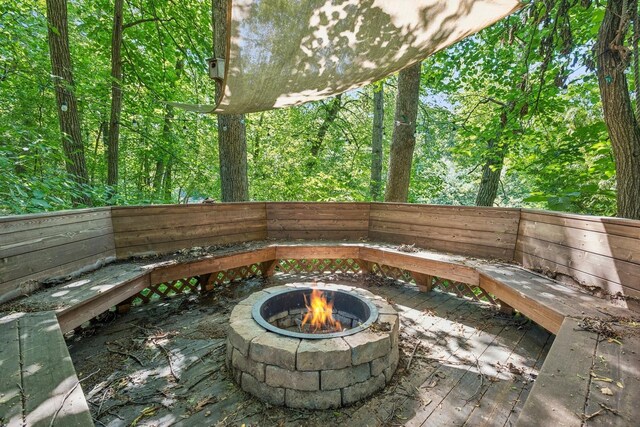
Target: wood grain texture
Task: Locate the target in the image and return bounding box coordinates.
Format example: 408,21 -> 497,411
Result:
112,203 -> 268,257
266,202 -> 369,240
0,314 -> 21,427
19,312 -> 94,426
369,203 -> 520,261
0,209 -> 115,304
583,332 -> 640,426
516,209 -> 640,300
516,318 -> 597,427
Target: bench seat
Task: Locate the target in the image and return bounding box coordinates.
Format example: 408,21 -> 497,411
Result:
0,312 -> 93,427
1,240 -> 637,426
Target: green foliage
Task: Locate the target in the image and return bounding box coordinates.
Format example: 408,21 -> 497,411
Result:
0,0 -> 623,217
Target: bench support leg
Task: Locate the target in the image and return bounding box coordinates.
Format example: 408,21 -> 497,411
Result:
198,273 -> 216,293
359,260 -> 374,275
411,272 -> 434,292
497,299 -> 515,315
260,260 -> 278,277
116,296 -> 134,314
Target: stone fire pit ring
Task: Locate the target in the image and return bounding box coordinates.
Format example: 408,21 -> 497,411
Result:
226,283 -> 400,409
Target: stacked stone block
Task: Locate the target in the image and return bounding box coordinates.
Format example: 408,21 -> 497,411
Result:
226,284 -> 400,409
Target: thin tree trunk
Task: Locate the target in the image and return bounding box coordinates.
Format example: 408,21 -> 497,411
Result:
370,84 -> 384,200
475,139 -> 507,206
214,0 -> 248,201
385,62 -> 421,202
106,0 -> 124,196
45,0 -> 90,206
309,95 -> 342,161
153,59 -> 183,198
633,0 -> 640,118
596,0 -> 640,219
163,158 -> 173,200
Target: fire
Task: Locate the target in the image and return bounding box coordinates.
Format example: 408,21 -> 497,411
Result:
301,288 -> 342,333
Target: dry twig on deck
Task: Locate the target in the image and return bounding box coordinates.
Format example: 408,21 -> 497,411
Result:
49,369 -> 100,427
106,344 -> 144,366
406,341 -> 420,371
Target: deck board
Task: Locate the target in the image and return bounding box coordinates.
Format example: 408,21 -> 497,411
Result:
583,331 -> 640,426
0,314 -> 22,427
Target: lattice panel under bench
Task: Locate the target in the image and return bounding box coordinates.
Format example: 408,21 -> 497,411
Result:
125,258 -> 498,309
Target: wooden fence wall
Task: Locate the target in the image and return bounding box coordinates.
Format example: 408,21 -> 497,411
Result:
111,203 -> 268,258
0,208 -> 115,303
368,203 -> 521,260
515,209 -> 640,300
265,202 -> 369,240
1,203 -> 639,305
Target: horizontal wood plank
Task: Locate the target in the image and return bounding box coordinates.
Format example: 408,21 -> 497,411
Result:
516,236 -> 639,290
267,230 -> 367,240
369,230 -> 514,260
519,219 -> 640,265
266,219 -> 368,231
57,274 -> 150,333
359,246 -> 479,285
111,209 -> 267,233
369,208 -> 520,233
111,202 -> 266,217
369,219 -> 517,249
0,217 -> 113,259
1,234 -> 116,283
521,209 -> 640,239
275,245 -> 360,259
115,231 -> 268,258
114,221 -> 266,247
516,250 -> 640,300
0,208 -> 110,232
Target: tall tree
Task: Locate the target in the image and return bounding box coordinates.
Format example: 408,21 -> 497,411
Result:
596,0 -> 640,219
106,0 -> 124,196
308,94 -> 343,169
370,83 -> 384,200
214,0 -> 248,201
385,62 -> 421,202
45,0 -> 90,206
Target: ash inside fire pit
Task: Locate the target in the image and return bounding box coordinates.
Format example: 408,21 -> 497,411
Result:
226,283 -> 400,410
252,287 -> 379,338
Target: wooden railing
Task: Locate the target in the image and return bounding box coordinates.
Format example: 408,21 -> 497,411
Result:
1,203 -> 639,306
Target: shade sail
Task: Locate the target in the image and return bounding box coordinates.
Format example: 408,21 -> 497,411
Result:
182,0 -> 522,114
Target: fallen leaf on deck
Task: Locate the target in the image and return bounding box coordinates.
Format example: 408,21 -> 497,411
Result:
600,387 -> 614,396
593,376 -> 613,383
616,381 -> 624,389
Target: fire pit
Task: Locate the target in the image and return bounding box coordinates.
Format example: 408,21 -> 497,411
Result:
226,283 -> 400,409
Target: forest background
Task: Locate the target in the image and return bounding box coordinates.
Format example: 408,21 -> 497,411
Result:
1,0 -> 639,219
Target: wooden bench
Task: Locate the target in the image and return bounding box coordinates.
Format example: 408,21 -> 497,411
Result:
516,317 -> 640,427
1,240 -> 637,426
0,312 -> 93,427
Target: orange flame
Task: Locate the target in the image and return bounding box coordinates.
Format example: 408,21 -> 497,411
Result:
301,288 -> 342,333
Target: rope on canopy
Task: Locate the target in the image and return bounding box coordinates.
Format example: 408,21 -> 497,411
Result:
173,0 -> 523,115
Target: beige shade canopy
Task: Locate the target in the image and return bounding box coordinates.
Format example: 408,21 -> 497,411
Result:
177,0 -> 522,114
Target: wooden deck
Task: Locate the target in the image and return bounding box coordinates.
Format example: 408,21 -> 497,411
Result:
67,274 -> 553,426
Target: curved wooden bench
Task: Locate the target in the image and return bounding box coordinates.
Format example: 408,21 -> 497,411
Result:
1,240 -> 637,426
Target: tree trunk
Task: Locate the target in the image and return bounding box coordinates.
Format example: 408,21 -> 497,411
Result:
385,62 -> 421,202
475,139 -> 507,206
310,95 -> 342,160
106,0 -> 123,196
45,0 -> 90,206
214,0 -> 248,201
217,114 -> 249,201
370,84 -> 384,200
596,0 -> 640,219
